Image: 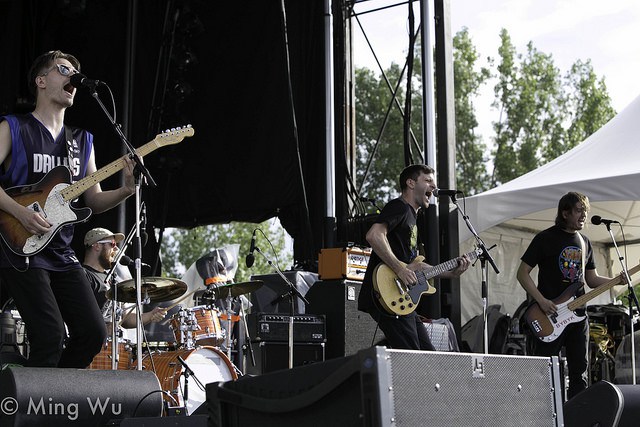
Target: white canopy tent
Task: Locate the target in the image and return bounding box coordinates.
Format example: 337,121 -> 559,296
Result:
456,95 -> 640,324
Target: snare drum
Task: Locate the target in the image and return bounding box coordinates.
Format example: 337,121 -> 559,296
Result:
169,305 -> 224,348
88,338 -> 132,370
142,346 -> 237,413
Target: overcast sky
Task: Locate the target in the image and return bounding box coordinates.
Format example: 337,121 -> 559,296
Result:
352,0 -> 640,115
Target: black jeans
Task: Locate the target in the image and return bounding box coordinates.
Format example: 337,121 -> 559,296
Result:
369,307 -> 435,351
532,318 -> 589,400
0,267 -> 106,368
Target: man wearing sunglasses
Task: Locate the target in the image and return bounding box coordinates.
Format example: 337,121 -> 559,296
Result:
82,227 -> 167,344
0,50 -> 136,368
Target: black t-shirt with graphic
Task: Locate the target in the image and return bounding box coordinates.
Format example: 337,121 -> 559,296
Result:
358,198 -> 418,312
521,225 -> 596,303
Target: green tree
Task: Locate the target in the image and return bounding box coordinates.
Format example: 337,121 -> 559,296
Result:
558,59 -> 616,156
491,30 -> 566,186
453,27 -> 491,194
355,58 -> 425,206
354,28 -> 616,202
160,220 -> 291,283
490,30 -> 616,185
355,65 -> 410,203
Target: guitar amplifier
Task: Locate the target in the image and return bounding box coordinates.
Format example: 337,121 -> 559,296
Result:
247,312 -> 326,343
318,247 -> 371,281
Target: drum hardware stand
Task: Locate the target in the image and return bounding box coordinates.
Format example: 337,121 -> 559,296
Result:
171,306 -> 198,349
103,257 -> 122,370
447,193 -> 499,354
255,246 -> 309,369
224,293 -> 235,361
602,221 -> 639,384
177,355 -> 205,416
206,282 -> 252,373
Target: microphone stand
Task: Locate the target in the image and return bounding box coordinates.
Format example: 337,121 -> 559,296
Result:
604,223 -> 638,384
256,246 -> 309,369
239,302 -> 256,371
104,223 -> 142,369
87,84 -> 156,370
448,194 -> 499,354
177,355 -> 205,415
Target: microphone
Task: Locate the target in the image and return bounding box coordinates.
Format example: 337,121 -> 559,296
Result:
433,188 -> 463,197
245,230 -> 257,268
70,73 -> 101,89
591,215 -> 619,226
119,255 -> 150,269
176,356 -> 194,406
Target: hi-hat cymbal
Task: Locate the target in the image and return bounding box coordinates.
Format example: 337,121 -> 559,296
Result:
210,280 -> 263,299
107,277 -> 188,303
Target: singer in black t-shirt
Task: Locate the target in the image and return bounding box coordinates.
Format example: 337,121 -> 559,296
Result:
358,164 -> 471,350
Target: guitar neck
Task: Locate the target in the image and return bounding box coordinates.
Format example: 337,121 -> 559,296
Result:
568,263 -> 640,310
416,249 -> 480,284
60,128 -> 180,202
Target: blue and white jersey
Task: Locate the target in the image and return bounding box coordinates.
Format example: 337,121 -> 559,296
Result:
0,113 -> 93,270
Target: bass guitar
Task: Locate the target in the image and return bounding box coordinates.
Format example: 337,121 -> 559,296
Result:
373,247 -> 481,316
0,126 -> 194,256
523,263 -> 640,342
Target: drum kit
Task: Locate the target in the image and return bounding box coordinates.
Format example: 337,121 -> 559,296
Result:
91,276 -> 262,414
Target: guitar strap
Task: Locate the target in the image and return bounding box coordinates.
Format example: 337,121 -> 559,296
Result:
63,125 -> 76,177
576,231 -> 586,284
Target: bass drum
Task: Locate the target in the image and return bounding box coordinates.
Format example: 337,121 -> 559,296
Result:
142,346 -> 237,414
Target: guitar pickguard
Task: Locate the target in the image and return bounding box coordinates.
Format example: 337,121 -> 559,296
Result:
22,183 -> 82,255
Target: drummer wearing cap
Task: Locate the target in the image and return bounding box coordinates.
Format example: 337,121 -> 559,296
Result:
82,227 -> 167,338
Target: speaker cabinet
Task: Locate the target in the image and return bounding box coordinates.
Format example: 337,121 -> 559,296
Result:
564,381 -> 640,427
207,346 -> 564,427
0,367 -> 162,426
305,280 -> 382,359
246,342 -> 325,375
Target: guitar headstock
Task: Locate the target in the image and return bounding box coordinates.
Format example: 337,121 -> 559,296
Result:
155,125 -> 195,146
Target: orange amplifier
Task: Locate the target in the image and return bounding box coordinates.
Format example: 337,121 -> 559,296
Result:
318,247 -> 371,281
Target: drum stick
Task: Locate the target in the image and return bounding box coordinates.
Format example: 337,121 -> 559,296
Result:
165,289 -> 198,311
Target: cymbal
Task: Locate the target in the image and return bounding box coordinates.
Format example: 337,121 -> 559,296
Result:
107,277 -> 188,303
209,280 -> 263,299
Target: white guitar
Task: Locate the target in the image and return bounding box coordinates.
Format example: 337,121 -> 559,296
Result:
0,126 -> 194,256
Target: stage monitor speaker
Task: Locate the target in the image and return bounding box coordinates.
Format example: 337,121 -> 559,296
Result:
207,346 -> 564,427
0,367 -> 162,426
117,414 -> 208,426
305,280 -> 382,359
249,271 -> 318,314
246,341 -> 325,375
563,381 -> 640,427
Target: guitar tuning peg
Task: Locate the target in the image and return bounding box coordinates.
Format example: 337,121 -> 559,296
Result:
164,129 -> 170,133
170,127 -> 176,132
